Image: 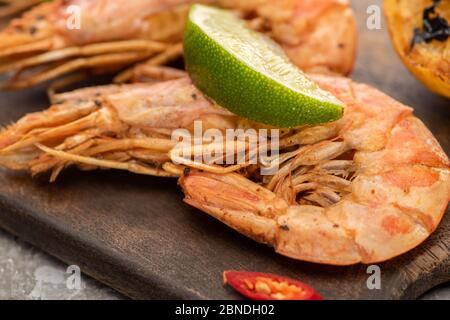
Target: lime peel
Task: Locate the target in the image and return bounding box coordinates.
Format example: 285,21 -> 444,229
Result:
184,4 -> 344,128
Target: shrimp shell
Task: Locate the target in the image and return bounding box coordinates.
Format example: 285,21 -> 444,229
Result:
0,0 -> 41,18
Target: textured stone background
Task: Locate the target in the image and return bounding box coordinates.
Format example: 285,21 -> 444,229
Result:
0,230 -> 122,300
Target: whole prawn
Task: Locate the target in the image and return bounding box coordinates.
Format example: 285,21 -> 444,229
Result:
180,74 -> 450,265
0,0 -> 357,88
0,72 -> 448,265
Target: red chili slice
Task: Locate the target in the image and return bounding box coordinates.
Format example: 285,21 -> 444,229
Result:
223,271 -> 323,300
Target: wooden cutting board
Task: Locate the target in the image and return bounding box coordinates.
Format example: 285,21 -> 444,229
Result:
0,0 -> 449,300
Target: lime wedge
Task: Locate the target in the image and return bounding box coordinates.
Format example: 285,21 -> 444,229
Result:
183,4 -> 344,128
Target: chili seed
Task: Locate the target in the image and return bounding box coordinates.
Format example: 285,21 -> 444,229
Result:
255,281 -> 271,295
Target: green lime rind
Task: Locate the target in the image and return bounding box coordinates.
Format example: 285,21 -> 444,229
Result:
184,5 -> 344,128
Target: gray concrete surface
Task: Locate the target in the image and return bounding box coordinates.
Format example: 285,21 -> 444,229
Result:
0,229 -> 123,300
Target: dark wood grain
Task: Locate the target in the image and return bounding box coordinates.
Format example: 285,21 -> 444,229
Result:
0,0 -> 448,300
